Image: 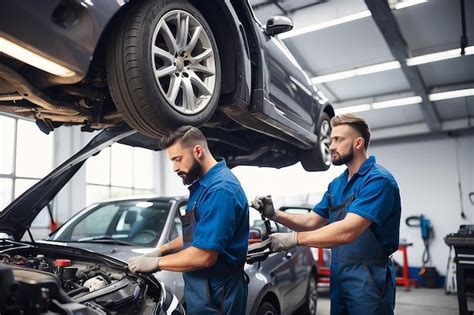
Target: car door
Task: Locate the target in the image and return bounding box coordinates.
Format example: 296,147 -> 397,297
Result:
249,206 -> 295,313
156,200 -> 187,302
257,26 -> 316,132
275,222 -> 312,310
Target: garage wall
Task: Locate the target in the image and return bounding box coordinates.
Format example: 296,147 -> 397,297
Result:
371,133 -> 474,276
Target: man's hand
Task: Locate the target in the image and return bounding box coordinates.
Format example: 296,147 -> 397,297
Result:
251,195 -> 278,220
128,256 -> 161,273
143,248 -> 162,258
268,232 -> 299,252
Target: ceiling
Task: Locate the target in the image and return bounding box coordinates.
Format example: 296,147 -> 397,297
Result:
250,0 -> 474,141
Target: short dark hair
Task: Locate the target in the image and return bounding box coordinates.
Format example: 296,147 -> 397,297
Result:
331,113 -> 371,150
159,125 -> 208,150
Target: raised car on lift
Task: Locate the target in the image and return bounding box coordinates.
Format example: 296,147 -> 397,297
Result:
0,0 -> 333,171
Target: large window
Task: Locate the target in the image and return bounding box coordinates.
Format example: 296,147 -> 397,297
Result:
86,143 -> 155,205
0,116 -> 54,222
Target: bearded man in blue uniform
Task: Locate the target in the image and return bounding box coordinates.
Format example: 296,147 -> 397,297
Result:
253,113 -> 401,315
129,126 -> 249,315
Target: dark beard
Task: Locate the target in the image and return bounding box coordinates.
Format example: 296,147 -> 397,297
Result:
178,158 -> 202,185
332,148 -> 354,166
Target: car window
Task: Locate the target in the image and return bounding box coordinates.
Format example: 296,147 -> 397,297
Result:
51,200 -> 172,246
67,204 -> 116,238
169,203 -> 186,240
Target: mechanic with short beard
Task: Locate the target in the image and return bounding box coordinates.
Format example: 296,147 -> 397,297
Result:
128,125 -> 249,315
252,113 -> 401,315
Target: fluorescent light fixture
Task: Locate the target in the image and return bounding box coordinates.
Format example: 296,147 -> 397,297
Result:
312,46 -> 474,84
280,0 -> 426,40
429,88 -> 474,101
0,37 -> 76,77
334,88 -> 474,113
371,96 -> 422,109
280,11 -> 372,39
312,61 -> 400,84
394,0 -> 428,10
407,46 -> 474,66
335,104 -> 371,115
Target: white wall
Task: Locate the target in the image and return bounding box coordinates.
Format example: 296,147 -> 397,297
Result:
371,133 -> 474,276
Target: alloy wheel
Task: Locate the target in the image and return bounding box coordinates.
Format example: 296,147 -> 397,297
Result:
319,119 -> 331,166
151,10 -> 216,115
308,277 -> 318,314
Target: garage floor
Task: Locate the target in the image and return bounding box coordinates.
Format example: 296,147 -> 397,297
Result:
315,287 -> 459,315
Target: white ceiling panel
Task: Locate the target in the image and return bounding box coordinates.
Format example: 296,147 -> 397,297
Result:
356,105 -> 425,130
283,16 -> 394,75
434,97 -> 474,121
395,0 -> 474,55
321,69 -> 411,101
419,56 -> 474,88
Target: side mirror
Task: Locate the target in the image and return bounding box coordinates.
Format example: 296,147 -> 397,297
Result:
248,228 -> 262,244
266,16 -> 293,36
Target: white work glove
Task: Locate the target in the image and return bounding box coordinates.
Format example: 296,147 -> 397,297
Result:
251,195 -> 278,220
268,232 -> 299,252
143,248 -> 163,258
128,256 -> 161,273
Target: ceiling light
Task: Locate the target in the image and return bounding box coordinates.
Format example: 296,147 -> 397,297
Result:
335,104 -> 372,115
394,0 -> 428,10
371,96 -> 422,109
0,37 -> 76,77
280,11 -> 372,39
280,0 -> 426,40
406,46 -> 474,66
333,88 -> 473,114
429,88 -> 474,101
312,46 -> 474,84
311,61 -> 401,84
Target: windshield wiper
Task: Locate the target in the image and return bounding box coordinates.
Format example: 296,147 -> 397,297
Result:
77,236 -> 134,246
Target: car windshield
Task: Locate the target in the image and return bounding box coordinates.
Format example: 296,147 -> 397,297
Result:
49,200 -> 171,247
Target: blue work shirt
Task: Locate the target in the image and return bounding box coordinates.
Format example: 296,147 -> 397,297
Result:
313,156 -> 401,255
187,158 -> 249,271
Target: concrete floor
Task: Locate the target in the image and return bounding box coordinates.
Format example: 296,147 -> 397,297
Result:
315,287 -> 460,315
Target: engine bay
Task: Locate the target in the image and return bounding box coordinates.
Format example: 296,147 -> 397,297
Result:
0,242 -> 181,314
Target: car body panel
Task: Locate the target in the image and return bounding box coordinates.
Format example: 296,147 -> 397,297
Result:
0,0 -> 333,170
46,196 -> 317,314
0,0 -> 125,82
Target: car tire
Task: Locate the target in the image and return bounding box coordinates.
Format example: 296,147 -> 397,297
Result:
297,275 -> 318,315
107,0 -> 221,138
256,301 -> 279,315
301,112 -> 331,171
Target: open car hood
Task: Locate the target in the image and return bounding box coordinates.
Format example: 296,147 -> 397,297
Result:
0,124 -> 140,240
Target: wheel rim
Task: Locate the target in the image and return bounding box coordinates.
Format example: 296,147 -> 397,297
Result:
151,10 -> 216,115
319,119 -> 331,166
308,277 -> 318,314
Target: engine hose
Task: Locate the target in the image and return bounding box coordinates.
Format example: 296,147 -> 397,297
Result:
68,286 -> 90,297
58,289 -> 74,303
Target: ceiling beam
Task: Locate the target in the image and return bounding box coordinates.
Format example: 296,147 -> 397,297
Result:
365,0 -> 441,131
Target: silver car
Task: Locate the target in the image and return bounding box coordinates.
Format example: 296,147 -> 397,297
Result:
46,196 -> 318,314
